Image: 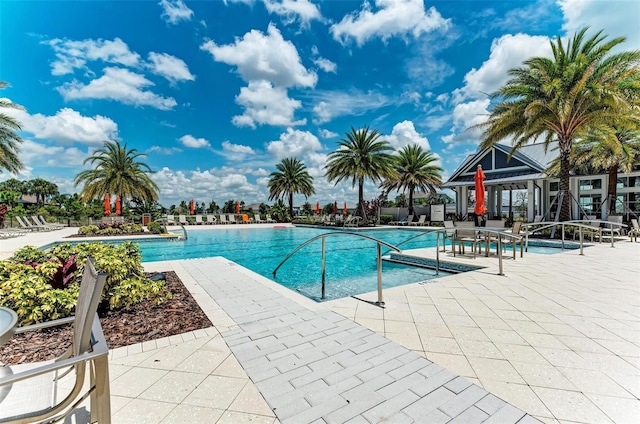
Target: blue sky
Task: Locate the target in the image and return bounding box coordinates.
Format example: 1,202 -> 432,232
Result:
1,0 -> 638,207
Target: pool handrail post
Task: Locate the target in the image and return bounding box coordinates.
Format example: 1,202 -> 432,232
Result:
376,243 -> 384,306
561,223 -> 565,250
436,231 -> 440,274
497,234 -> 504,276
579,226 -> 584,255
321,236 -> 326,300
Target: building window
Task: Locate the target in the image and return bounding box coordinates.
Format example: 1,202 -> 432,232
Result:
629,176 -> 640,188
549,181 -> 559,192
616,178 -> 627,189
579,179 -> 602,190
579,195 -> 601,215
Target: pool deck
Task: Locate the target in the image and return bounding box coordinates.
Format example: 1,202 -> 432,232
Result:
1,225 -> 638,423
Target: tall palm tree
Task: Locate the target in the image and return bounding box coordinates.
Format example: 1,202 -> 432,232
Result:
268,157 -> 315,219
477,28 -> 640,221
381,144 -> 443,216
0,81 -> 25,174
74,140 -> 159,204
326,126 -> 396,216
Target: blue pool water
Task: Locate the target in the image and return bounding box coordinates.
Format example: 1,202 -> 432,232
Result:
137,227 -> 449,301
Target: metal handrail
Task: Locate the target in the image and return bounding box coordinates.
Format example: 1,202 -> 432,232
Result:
522,220 -> 626,251
157,219 -> 188,240
272,232 -> 401,305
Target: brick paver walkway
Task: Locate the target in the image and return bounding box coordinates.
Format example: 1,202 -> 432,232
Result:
185,258 -> 541,424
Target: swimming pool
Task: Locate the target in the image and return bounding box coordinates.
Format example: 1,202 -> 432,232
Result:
136,227 -> 449,301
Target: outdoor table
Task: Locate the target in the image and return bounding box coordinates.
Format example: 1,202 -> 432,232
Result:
478,227 -> 507,257
0,307 -> 18,346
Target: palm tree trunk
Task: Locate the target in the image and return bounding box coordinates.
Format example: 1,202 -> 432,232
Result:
608,164 -> 618,216
408,188 -> 414,216
559,147 -> 572,222
288,192 -> 294,219
357,179 -> 364,217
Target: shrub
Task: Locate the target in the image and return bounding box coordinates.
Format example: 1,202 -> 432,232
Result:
380,214 -> 393,225
78,225 -> 99,235
147,221 -> 164,234
1,242 -> 171,325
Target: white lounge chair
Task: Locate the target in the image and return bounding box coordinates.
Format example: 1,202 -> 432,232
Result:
178,214 -> 189,225
409,215 -> 426,226
629,218 -> 639,242
166,214 -> 176,225
206,215 -> 217,225
16,216 -> 46,231
218,214 -> 228,224
195,215 -> 204,225
254,214 -> 264,224
0,258 -> 111,424
39,215 -> 65,228
266,214 -> 275,223
227,214 -> 237,224
32,215 -> 60,230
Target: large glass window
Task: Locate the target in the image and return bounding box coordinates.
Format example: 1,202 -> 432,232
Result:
579,179 -> 602,190
629,176 -> 640,188
549,181 -> 559,192
579,195 -> 602,215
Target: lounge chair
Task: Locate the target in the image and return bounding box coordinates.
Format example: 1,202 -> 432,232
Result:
227,214 -> 237,224
0,258 -> 111,424
166,214 -> 176,225
16,215 -> 47,231
601,215 -> 623,240
0,228 -> 27,238
629,218 -> 639,242
400,214 -> 414,226
266,214 -> 275,223
254,214 -> 264,224
178,214 -> 189,225
218,214 -> 228,224
409,215 -> 426,226
206,215 -> 217,225
195,215 -> 204,225
533,215 -> 543,223
32,215 -> 60,230
344,216 -> 362,227
39,215 -> 65,228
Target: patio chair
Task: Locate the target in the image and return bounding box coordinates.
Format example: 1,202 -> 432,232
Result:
205,215 -> 217,225
16,216 -> 46,232
32,216 -> 60,230
218,214 -> 228,224
409,215 -> 426,226
178,215 -> 189,225
453,221 -> 480,258
165,215 -> 176,225
39,215 -> 65,228
254,214 -> 264,224
601,215 -> 623,240
0,228 -> 27,238
629,218 -> 639,242
194,215 -> 204,225
533,215 -> 543,223
227,214 -> 237,224
441,220 -> 455,252
0,257 -> 111,424
266,215 -> 275,223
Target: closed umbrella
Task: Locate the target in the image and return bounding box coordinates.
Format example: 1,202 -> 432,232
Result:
104,194 -> 110,216
115,196 -> 121,215
474,165 -> 487,217
316,201 -> 320,215
344,202 -> 348,216
235,200 -> 240,214
190,199 -> 195,215
334,201 -> 337,215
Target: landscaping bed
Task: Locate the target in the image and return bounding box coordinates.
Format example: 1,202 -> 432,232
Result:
0,271 -> 212,365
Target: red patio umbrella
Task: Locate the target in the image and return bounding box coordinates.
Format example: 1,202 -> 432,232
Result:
334,201 -> 337,215
316,201 -> 320,214
344,202 -> 348,215
104,194 -> 111,215
190,199 -> 195,215
115,196 -> 121,215
474,165 -> 487,216
235,200 -> 240,214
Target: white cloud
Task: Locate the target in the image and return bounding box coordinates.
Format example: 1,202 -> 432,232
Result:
5,106 -> 117,146
266,127 -> 322,160
220,140 -> 256,160
232,80 -> 306,128
147,145 -> 183,155
159,0 -> 194,25
147,52 -> 195,84
312,90 -> 393,124
58,67 -> 177,110
312,57 -> 337,73
318,128 -> 338,139
457,33 -> 552,102
559,0 -> 640,49
263,0 -> 323,27
44,37 -> 141,75
200,24 -> 317,88
19,139 -> 88,168
441,98 -> 490,145
180,134 -> 210,148
330,0 -> 451,46
385,120 -> 430,150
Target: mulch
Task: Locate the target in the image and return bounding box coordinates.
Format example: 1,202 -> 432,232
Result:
0,271 -> 213,365
66,232 -> 153,238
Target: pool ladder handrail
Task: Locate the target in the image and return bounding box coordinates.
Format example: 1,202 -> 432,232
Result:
157,219 -> 188,240
522,220 -> 625,252
272,232 -> 401,305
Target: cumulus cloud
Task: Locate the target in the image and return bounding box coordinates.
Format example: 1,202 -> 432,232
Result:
58,67 -> 177,110
180,134 -> 210,148
441,98 -> 490,145
43,37 -> 141,75
147,145 -> 183,155
147,52 -> 195,84
4,106 -> 117,146
159,0 -> 194,25
385,120 -> 430,150
311,90 -> 394,124
266,127 -> 322,160
559,0 -> 640,49
220,140 -> 256,160
318,128 -> 338,139
232,80 -> 306,128
200,24 -> 317,88
312,57 -> 337,73
330,0 -> 451,46
263,0 -> 323,27
19,139 -> 88,168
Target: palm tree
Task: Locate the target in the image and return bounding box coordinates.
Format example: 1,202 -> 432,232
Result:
74,140 -> 159,204
381,144 -> 443,216
0,81 -> 25,174
477,28 -> 640,221
268,157 -> 315,219
25,178 -> 59,207
326,126 -> 396,216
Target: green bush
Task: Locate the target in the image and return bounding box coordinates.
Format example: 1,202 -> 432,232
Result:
0,242 -> 171,325
78,225 -> 99,235
380,214 -> 393,225
147,221 -> 164,234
